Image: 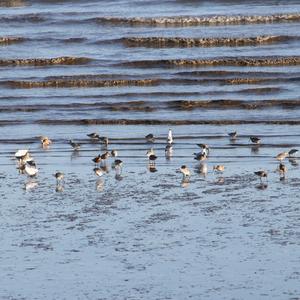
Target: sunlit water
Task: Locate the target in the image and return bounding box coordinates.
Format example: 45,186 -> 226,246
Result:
1,0 -> 300,299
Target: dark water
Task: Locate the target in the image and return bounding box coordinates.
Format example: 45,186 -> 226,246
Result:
1,0 -> 300,299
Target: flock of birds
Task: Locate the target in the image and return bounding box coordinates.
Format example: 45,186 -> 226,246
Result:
12,129 -> 299,190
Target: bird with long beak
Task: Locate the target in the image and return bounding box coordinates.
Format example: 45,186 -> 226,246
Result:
92,154 -> 102,166
197,144 -> 209,156
254,170 -> 267,182
112,159 -> 123,169
99,137 -> 109,147
111,149 -> 118,157
40,136 -> 52,148
213,165 -> 225,173
146,148 -> 157,164
101,151 -> 110,161
250,136 -> 261,144
145,133 -> 155,143
276,151 -> 288,161
228,131 -> 237,139
54,172 -> 64,184
87,132 -> 100,140
69,140 -> 80,151
180,165 -> 191,178
278,163 -> 287,179
194,152 -> 207,161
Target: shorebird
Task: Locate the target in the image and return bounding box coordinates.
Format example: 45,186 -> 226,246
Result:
92,154 -> 102,165
146,148 -> 155,156
254,170 -> 267,182
87,132 -> 100,140
15,149 -> 34,168
197,144 -> 209,156
180,165 -> 191,178
15,149 -> 29,160
54,172 -> 64,184
100,152 -> 110,166
250,136 -> 261,144
146,148 -> 157,164
40,136 -> 52,148
112,159 -> 123,169
165,144 -> 173,158
167,129 -> 173,144
111,149 -> 118,157
94,167 -> 104,177
101,151 -> 110,160
24,163 -> 38,177
145,133 -> 155,143
213,165 -> 225,173
276,151 -> 288,161
228,131 -> 237,139
194,152 -> 207,161
278,163 -> 287,178
69,140 -> 80,151
99,137 -> 109,146
288,149 -> 298,157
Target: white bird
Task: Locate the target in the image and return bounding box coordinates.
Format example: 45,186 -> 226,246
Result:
24,164 -> 38,177
180,165 -> 191,178
167,129 -> 173,144
15,149 -> 29,159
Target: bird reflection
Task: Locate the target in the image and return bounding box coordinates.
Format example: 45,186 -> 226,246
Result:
56,184 -> 64,192
24,179 -> 38,191
289,157 -> 299,166
251,145 -> 260,154
96,178 -> 104,191
256,183 -> 268,190
71,150 -> 80,161
181,177 -> 190,188
148,164 -> 158,173
195,162 -> 207,178
100,164 -> 110,174
215,176 -> 225,184
115,173 -> 123,181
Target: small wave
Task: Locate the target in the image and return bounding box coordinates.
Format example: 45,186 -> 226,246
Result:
175,70 -> 297,78
6,78 -> 160,88
0,13 -> 45,23
121,56 -> 300,68
237,87 -> 285,94
1,99 -> 300,113
94,13 -> 300,27
35,119 -> 300,126
168,99 -> 300,110
5,76 -> 300,88
0,37 -> 25,45
122,35 -> 294,48
2,118 -> 300,126
0,56 -> 92,67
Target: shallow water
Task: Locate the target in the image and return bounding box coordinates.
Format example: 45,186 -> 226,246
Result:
1,0 -> 300,299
